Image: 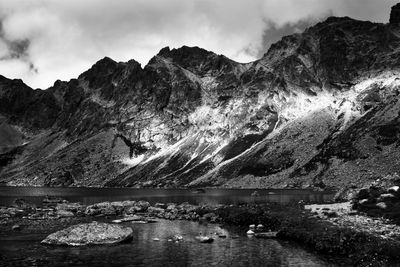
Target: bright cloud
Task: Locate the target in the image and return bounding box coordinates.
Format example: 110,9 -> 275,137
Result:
0,0 -> 397,88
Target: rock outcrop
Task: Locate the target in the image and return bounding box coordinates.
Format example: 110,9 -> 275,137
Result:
352,185 -> 400,223
41,221 -> 133,246
390,3 -> 400,24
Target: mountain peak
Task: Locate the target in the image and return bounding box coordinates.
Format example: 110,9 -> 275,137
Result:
157,46 -> 171,56
157,45 -> 216,61
94,56 -> 117,67
78,56 -> 121,88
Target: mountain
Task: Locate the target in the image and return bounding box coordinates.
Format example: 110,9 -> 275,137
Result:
1,12 -> 400,197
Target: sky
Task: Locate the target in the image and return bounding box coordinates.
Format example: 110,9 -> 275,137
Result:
0,0 -> 397,89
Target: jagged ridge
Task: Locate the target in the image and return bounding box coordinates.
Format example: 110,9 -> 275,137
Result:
1,16 -> 400,195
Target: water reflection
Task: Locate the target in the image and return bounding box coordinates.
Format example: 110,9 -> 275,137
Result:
0,220 -> 333,266
0,187 -> 335,207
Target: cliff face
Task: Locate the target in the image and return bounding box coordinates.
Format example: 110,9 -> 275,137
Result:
391,3 -> 400,24
1,16 -> 400,193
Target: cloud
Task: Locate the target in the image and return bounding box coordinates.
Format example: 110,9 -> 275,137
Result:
258,13 -> 333,58
0,0 -> 397,89
0,20 -> 37,73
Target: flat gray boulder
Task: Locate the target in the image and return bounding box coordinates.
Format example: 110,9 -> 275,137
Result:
41,221 -> 133,246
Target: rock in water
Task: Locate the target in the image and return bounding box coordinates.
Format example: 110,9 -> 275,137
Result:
254,232 -> 278,239
246,230 -> 255,236
195,235 -> 214,243
41,221 -> 133,246
11,224 -> 21,231
56,210 -> 75,218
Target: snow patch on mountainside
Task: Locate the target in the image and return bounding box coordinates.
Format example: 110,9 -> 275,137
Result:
121,154 -> 145,167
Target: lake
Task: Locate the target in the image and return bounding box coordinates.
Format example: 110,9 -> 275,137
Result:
0,187 -> 335,207
0,187 -> 339,266
0,218 -> 339,266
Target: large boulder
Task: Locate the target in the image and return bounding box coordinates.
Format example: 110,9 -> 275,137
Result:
12,198 -> 36,210
85,202 -> 117,216
352,185 -> 400,223
110,200 -> 137,214
147,206 -> 165,215
56,202 -> 85,214
85,201 -> 141,216
177,202 -> 198,214
56,210 -> 75,218
41,221 -> 133,246
125,201 -> 150,214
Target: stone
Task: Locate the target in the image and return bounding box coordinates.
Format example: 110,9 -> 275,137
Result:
356,188 -> 371,200
195,235 -> 214,243
41,221 -> 133,246
145,217 -> 158,223
376,202 -> 388,210
246,230 -> 255,235
112,215 -> 146,223
378,193 -> 397,202
256,224 -> 264,231
56,210 -> 75,218
166,204 -> 176,211
177,202 -> 197,214
171,234 -> 183,242
85,202 -> 117,216
12,199 -> 35,210
154,203 -> 167,209
202,213 -> 218,223
110,201 -> 137,213
323,211 -> 338,218
122,215 -> 145,221
12,224 -> 21,231
126,201 -> 150,213
388,186 -> 400,194
0,207 -> 22,218
84,201 -> 139,216
254,232 -> 278,239
56,202 -> 84,213
147,207 -> 165,215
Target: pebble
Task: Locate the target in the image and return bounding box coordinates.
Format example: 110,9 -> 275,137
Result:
246,230 -> 255,235
12,224 -> 21,231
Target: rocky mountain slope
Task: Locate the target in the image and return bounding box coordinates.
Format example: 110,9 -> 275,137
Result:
1,14 -> 400,195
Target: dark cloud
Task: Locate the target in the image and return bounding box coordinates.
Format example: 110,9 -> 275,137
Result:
0,19 -> 37,73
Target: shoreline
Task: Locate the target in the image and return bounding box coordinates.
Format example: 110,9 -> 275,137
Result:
1,198 -> 400,266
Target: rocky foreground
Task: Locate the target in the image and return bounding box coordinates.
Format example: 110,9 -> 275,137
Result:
1,188 -> 400,266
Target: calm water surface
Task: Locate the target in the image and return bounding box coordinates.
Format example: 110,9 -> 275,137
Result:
0,219 -> 336,267
0,187 -> 338,266
0,187 -> 335,206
